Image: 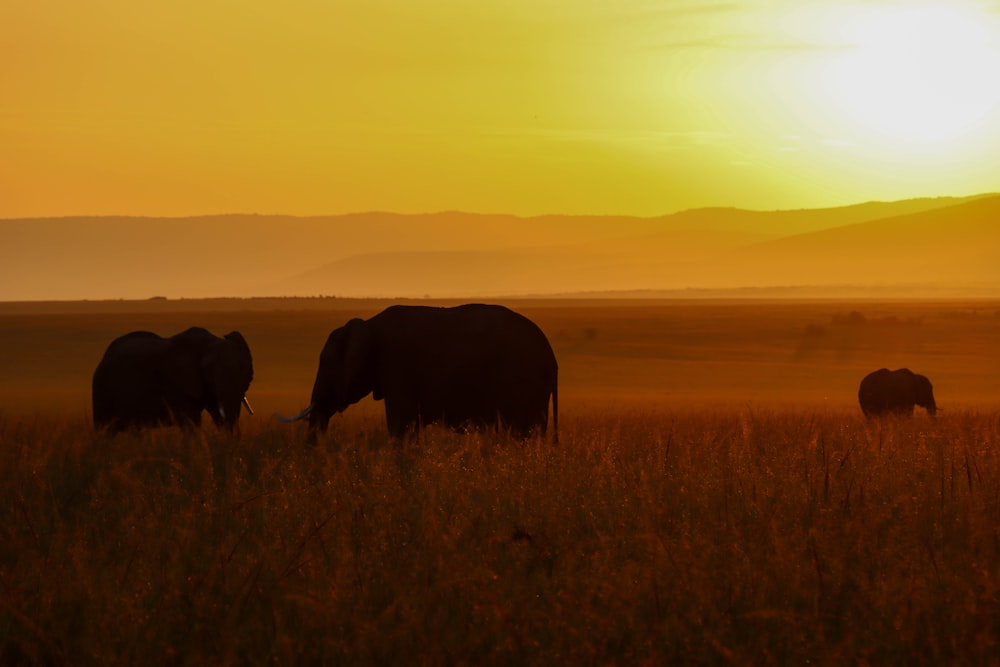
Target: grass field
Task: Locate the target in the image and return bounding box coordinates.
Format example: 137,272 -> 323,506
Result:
1,298 -> 1000,663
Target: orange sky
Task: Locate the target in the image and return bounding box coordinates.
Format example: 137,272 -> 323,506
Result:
3,1 -> 999,218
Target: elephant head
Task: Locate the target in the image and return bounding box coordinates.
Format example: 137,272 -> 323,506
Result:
286,319 -> 375,432
164,328 -> 254,430
912,373 -> 937,416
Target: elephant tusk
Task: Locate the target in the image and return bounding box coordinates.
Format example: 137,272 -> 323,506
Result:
276,404 -> 314,423
242,396 -> 254,416
218,403 -> 226,421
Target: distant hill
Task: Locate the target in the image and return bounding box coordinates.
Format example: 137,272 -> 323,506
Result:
0,194 -> 996,300
716,196 -> 1000,289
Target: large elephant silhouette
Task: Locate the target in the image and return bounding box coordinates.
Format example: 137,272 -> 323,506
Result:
282,304 -> 558,440
857,367 -> 937,418
92,327 -> 254,433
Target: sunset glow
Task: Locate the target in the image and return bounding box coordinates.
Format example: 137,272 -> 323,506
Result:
4,6 -> 1000,658
2,1 -> 999,217
824,4 -> 1000,148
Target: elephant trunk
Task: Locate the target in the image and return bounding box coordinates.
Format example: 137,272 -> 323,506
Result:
922,392 -> 937,417
277,402 -> 334,435
276,404 -> 314,423
214,401 -> 240,431
307,406 -> 333,433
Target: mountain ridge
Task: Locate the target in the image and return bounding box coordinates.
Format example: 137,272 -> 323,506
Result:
2,194 -> 996,300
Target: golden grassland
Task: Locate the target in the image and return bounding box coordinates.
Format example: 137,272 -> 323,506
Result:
2,299 -> 1000,663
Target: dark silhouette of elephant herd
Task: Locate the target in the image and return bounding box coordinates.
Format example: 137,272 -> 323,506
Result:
91,303 -> 937,438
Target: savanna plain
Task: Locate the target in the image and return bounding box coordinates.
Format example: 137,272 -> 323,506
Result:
2,298 -> 1000,665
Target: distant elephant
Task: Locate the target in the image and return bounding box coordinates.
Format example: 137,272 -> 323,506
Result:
858,368 -> 937,418
92,327 -> 254,433
281,304 -> 558,440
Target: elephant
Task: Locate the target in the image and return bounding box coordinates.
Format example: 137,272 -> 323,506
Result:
857,368 -> 937,418
92,327 -> 254,433
281,304 -> 558,440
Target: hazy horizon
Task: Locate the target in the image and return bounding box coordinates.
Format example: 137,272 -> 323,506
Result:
3,194 -> 998,302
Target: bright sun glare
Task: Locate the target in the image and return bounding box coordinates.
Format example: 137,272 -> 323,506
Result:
826,4 -> 1000,150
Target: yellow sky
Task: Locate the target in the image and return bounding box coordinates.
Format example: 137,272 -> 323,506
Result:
3,0 -> 999,218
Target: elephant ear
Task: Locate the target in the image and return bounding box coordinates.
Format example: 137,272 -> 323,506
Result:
340,318 -> 375,403
224,331 -> 251,360
223,331 -> 254,381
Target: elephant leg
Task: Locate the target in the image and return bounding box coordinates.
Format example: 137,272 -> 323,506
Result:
177,412 -> 202,430
500,395 -> 547,439
388,414 -> 419,439
384,398 -> 419,439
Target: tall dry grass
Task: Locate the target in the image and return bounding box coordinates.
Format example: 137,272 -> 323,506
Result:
2,408 -> 1000,664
